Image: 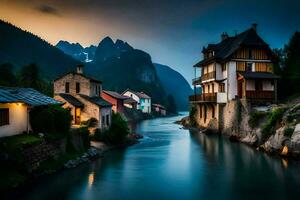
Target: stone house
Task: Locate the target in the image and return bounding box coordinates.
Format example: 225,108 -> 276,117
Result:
53,65 -> 112,130
0,87 -> 61,138
190,24 -> 279,132
122,89 -> 151,113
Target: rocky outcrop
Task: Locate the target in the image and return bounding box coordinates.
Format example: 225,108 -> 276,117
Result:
287,124 -> 300,154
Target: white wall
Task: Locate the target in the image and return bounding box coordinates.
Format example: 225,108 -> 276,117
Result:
216,63 -> 222,80
227,61 -> 238,100
123,91 -> 140,105
0,103 -> 30,138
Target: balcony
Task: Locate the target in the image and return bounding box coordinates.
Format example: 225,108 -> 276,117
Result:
201,71 -> 216,82
189,93 -> 217,103
245,91 -> 275,101
192,77 -> 202,85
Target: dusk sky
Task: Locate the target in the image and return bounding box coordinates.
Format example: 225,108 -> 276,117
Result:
0,0 -> 300,83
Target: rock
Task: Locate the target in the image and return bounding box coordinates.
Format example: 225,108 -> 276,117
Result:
281,145 -> 289,155
288,123 -> 300,152
263,127 -> 289,152
240,134 -> 258,145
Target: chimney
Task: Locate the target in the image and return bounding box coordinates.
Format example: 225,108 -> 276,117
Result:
77,64 -> 84,74
252,23 -> 258,32
221,32 -> 229,41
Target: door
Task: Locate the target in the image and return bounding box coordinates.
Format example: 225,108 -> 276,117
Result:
75,107 -> 81,125
238,80 -> 243,98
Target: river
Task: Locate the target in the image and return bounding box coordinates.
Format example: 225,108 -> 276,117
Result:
22,112 -> 300,200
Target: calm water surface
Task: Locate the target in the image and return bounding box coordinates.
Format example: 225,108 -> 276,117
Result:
23,112 -> 300,200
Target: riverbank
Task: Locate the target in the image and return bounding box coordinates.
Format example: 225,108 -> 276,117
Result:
179,102 -> 300,159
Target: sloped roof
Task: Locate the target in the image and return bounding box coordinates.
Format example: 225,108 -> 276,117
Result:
103,90 -> 128,100
238,72 -> 280,79
54,72 -> 102,83
195,28 -> 272,66
122,89 -> 151,99
152,103 -> 166,109
79,94 -> 112,107
124,97 -> 138,104
0,87 -> 61,106
58,93 -> 84,107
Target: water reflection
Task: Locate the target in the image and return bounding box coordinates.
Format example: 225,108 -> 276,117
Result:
19,113 -> 300,200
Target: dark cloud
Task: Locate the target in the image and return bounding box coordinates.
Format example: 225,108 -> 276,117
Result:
36,4 -> 60,16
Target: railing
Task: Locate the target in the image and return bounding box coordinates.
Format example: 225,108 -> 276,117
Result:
201,71 -> 216,81
189,93 -> 217,102
245,91 -> 275,100
192,77 -> 202,85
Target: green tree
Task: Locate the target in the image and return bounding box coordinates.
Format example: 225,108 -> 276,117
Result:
165,94 -> 177,114
0,63 -> 17,86
18,63 -> 52,95
282,32 -> 300,97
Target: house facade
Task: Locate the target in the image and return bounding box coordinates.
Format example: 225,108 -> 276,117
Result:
190,24 -> 279,130
0,87 -> 61,138
54,65 -> 112,130
152,104 -> 166,116
122,89 -> 151,113
101,90 -> 128,113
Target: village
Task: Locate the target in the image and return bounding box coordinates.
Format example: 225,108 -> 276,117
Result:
0,63 -> 169,191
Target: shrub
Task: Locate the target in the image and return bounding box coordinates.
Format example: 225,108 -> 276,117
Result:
189,106 -> 197,127
284,127 -> 294,137
91,113 -> 129,145
30,105 -> 72,138
80,118 -> 98,128
261,108 -> 287,140
248,111 -> 268,128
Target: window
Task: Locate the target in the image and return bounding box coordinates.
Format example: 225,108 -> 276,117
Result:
221,64 -> 226,71
219,83 -> 225,92
0,108 -> 9,126
76,82 -> 80,93
212,106 -> 215,118
255,80 -> 263,91
200,105 -> 202,118
247,63 -> 253,72
249,49 -> 253,59
102,116 -> 105,127
95,85 -> 98,95
106,115 -> 110,126
65,82 -> 70,93
208,85 -> 210,93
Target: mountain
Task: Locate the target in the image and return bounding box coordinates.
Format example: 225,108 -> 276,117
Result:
56,41 -> 96,63
0,20 -> 79,79
154,63 -> 192,110
88,38 -> 165,104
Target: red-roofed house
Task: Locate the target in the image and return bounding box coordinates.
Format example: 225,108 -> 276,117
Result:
101,90 -> 128,113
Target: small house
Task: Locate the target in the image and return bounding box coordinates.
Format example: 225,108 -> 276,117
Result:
152,104 -> 166,116
101,90 -> 128,113
0,87 -> 61,138
122,89 -> 151,113
53,65 -> 112,130
124,97 -> 138,109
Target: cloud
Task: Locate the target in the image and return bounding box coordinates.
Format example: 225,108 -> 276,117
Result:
36,4 -> 61,16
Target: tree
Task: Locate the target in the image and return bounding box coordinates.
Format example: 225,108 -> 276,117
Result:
165,94 -> 177,114
18,63 -> 52,95
282,32 -> 300,97
0,63 -> 17,86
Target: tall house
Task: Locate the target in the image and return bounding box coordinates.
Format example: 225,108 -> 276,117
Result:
54,65 -> 112,130
190,24 -> 279,129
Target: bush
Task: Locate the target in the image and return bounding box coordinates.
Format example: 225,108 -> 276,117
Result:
30,105 -> 72,138
91,113 -> 129,145
261,108 -> 287,140
248,111 -> 268,128
189,106 -> 197,127
80,118 -> 98,128
284,127 -> 295,137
